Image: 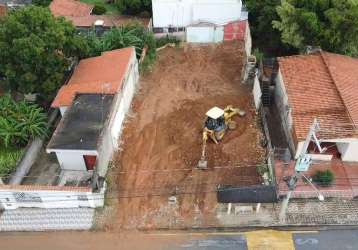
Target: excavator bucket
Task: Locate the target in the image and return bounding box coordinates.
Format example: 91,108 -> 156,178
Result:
198,133 -> 208,169
197,159 -> 208,169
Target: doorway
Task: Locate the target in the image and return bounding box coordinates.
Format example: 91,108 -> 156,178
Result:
83,155 -> 97,171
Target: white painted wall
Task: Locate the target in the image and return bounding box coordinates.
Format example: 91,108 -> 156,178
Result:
187,26 -> 214,43
186,24 -> 224,43
253,75 -> 261,110
214,26 -> 224,42
296,140 -> 358,162
337,141 -> 358,162
52,151 -> 97,171
109,54 -> 139,149
275,70 -> 292,129
244,21 -> 252,56
193,0 -> 242,25
0,186 -> 105,210
152,0 -> 242,28
152,0 -> 193,28
275,69 -> 296,154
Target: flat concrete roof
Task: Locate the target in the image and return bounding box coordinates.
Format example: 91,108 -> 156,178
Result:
47,94 -> 113,151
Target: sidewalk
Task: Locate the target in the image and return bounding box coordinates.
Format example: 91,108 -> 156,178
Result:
283,198 -> 358,225
216,198 -> 358,227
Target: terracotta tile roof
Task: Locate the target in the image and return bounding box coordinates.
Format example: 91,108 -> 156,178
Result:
322,52 -> 358,126
278,52 -> 358,141
67,15 -> 115,27
68,15 -> 151,28
0,4 -> 7,17
51,47 -> 134,108
50,0 -> 93,17
49,0 -> 150,28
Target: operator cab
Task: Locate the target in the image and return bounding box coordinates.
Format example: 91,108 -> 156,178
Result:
204,107 -> 227,132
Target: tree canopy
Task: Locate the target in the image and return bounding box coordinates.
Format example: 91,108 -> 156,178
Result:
115,0 -> 151,16
273,0 -> 358,56
245,0 -> 293,56
0,6 -> 87,99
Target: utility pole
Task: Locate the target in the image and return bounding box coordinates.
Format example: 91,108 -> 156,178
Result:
279,119 -> 324,223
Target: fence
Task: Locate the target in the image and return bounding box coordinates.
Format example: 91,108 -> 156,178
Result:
217,184 -> 277,203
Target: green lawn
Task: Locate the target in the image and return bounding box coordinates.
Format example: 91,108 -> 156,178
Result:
0,147 -> 24,176
80,0 -> 120,15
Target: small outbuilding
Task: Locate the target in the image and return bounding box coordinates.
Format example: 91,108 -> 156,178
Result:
48,47 -> 139,173
47,94 -> 113,171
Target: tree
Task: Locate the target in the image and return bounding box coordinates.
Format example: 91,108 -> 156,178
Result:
0,6 -> 88,99
244,0 -> 295,56
32,0 -> 52,7
273,0 -> 358,56
115,0 -> 151,15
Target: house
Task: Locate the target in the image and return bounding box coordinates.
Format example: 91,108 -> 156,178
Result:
48,47 -> 139,173
152,0 -> 250,46
0,0 -> 31,8
274,51 -> 358,163
49,0 -> 151,32
0,47 -> 138,210
0,0 -> 31,15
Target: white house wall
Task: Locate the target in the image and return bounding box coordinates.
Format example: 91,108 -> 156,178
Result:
95,53 -> 139,177
337,141 -> 358,162
110,56 -> 139,148
253,75 -> 262,110
152,0 -> 242,28
152,0 -> 193,28
187,26 -> 214,43
275,69 -> 296,154
244,21 -> 252,56
54,151 -> 97,171
192,0 -> 242,25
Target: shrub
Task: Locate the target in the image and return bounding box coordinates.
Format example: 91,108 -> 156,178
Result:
0,95 -> 48,147
313,170 -> 334,186
0,147 -> 23,176
85,23 -> 156,63
92,4 -> 107,15
256,164 -> 268,176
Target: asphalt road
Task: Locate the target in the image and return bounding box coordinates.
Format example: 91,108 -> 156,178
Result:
1,229 -> 358,250
294,230 -> 358,250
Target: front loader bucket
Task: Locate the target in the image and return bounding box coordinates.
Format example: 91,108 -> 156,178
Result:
197,159 -> 208,169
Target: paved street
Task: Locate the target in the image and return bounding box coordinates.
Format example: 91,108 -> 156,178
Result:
1,229 -> 358,250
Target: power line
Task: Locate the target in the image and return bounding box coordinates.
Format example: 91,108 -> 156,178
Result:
0,162 -> 279,178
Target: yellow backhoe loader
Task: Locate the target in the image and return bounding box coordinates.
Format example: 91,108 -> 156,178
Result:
197,105 -> 245,169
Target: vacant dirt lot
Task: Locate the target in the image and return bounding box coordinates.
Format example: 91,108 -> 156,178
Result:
108,42 -> 266,230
